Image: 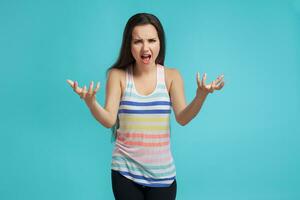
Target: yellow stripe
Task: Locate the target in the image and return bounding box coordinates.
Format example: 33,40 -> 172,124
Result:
122,125 -> 169,131
119,116 -> 169,122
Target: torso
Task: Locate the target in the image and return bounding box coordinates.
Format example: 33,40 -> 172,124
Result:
112,64 -> 176,187
118,65 -> 173,97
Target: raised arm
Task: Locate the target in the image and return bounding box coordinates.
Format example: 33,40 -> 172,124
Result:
169,69 -> 224,126
67,68 -> 122,128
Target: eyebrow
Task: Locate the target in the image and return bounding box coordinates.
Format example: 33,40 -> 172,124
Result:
132,38 -> 157,40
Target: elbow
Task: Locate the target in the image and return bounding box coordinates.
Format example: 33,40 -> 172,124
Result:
179,121 -> 188,126
177,118 -> 188,126
101,114 -> 117,129
103,121 -> 116,129
103,123 -> 113,129
100,119 -> 116,129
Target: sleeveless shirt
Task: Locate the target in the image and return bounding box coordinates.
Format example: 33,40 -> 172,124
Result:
111,64 -> 176,187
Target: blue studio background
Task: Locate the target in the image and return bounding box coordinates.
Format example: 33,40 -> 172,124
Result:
1,0 -> 299,199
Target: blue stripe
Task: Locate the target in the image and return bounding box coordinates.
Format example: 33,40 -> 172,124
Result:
135,182 -> 173,187
120,101 -> 171,106
118,170 -> 175,182
118,109 -> 171,114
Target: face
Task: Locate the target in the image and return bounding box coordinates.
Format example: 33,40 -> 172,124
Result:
131,24 -> 160,67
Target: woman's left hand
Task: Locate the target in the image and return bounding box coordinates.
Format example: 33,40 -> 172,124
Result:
196,72 -> 225,96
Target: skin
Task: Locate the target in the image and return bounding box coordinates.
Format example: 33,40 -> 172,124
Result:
66,24 -> 225,127
130,24 -> 160,95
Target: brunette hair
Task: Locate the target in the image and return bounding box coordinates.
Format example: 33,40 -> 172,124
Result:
106,13 -> 166,75
108,13 -> 166,141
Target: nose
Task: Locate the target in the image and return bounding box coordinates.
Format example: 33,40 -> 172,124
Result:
142,41 -> 150,51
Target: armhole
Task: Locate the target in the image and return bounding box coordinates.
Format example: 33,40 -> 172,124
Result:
161,65 -> 171,95
121,68 -> 129,98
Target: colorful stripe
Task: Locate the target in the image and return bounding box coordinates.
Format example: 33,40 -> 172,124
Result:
120,100 -> 172,106
111,64 -> 176,187
118,116 -> 169,122
118,109 -> 171,114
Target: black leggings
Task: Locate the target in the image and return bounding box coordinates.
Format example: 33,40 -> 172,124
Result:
111,170 -> 177,200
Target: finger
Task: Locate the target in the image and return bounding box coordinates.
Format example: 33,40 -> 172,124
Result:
215,81 -> 225,90
74,81 -> 83,94
88,81 -> 94,96
74,81 -> 79,92
203,73 -> 212,91
82,85 -> 87,98
201,73 -> 207,88
79,84 -> 84,99
196,72 -> 201,87
94,81 -> 100,94
80,85 -> 86,99
66,79 -> 74,88
214,74 -> 224,85
210,81 -> 215,93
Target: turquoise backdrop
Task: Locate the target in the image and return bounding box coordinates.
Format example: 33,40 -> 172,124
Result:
1,0 -> 299,199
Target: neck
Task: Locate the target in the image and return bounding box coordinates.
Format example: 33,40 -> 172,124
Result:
133,62 -> 157,76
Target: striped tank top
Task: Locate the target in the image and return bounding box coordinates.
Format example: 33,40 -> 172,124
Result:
111,64 -> 176,187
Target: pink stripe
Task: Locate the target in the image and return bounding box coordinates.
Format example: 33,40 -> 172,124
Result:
114,152 -> 172,164
120,133 -> 169,139
117,137 -> 169,147
114,145 -> 170,157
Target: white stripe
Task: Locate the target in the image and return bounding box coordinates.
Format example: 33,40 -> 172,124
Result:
112,161 -> 176,174
121,95 -> 171,102
119,104 -> 171,110
119,173 -> 175,185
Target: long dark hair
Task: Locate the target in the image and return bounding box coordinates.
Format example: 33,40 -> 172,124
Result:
108,13 -> 167,141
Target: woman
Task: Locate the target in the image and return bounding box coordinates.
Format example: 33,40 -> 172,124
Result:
67,13 -> 224,200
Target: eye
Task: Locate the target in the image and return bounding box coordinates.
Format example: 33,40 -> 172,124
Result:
133,40 -> 142,44
149,39 -> 156,43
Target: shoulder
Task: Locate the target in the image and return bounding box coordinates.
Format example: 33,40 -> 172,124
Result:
107,67 -> 126,84
107,67 -> 126,93
107,67 -> 126,79
163,65 -> 182,81
161,65 -> 183,91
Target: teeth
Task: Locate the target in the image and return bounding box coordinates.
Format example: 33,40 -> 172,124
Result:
141,55 -> 151,58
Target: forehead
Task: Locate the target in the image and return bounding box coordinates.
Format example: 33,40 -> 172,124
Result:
132,24 -> 158,39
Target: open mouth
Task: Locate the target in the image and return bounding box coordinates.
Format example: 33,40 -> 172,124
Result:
141,54 -> 151,64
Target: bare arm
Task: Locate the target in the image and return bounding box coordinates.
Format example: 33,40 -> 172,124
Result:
169,69 -> 224,126
87,69 -> 122,128
67,68 -> 122,128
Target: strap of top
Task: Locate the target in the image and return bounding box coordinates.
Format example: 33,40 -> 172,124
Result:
157,64 -> 165,85
125,64 -> 166,92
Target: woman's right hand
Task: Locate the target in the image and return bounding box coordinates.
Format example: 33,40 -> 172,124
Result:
66,79 -> 100,108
